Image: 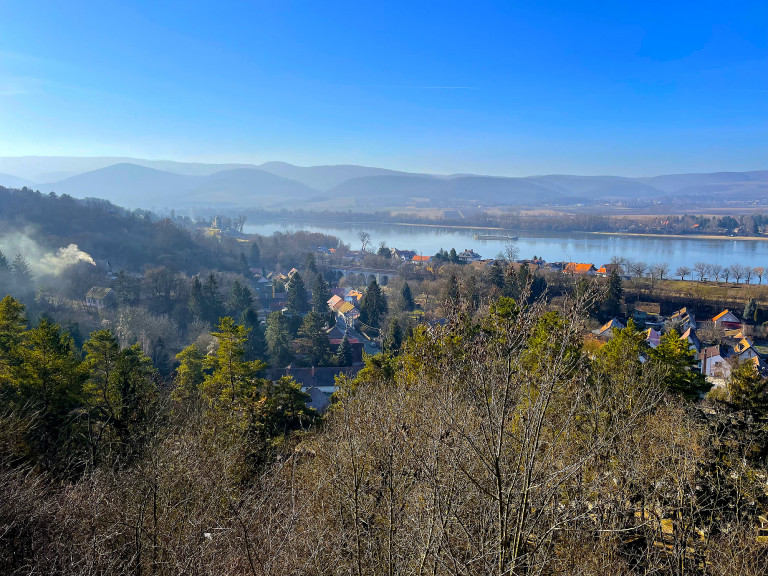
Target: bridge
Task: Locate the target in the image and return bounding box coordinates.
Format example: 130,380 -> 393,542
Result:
327,266 -> 397,286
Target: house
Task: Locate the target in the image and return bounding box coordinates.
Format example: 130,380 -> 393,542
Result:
596,263 -> 623,277
564,262 -> 596,275
412,255 -> 432,265
680,327 -> 702,354
667,307 -> 696,330
457,249 -> 482,263
594,318 -> 624,339
699,345 -> 732,380
391,248 -> 417,261
85,287 -> 115,309
644,328 -> 661,348
734,338 -> 760,362
344,288 -> 364,303
328,296 -> 360,326
713,309 -> 741,330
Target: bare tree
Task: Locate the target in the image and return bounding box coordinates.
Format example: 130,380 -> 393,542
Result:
675,265 -> 691,281
744,265 -> 753,284
693,262 -> 708,282
357,231 -> 371,253
722,265 -> 731,283
629,261 -> 647,279
754,266 -> 765,285
730,264 -> 745,284
709,264 -> 723,282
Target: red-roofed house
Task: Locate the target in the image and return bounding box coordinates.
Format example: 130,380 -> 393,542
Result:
565,262 -> 596,275
713,309 -> 741,329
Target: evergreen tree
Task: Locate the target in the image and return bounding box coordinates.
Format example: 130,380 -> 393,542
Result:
602,270 -> 623,319
728,360 -> 768,413
488,262 -> 505,292
227,278 -> 254,318
188,276 -> 205,322
305,252 -> 318,274
242,307 -> 268,361
359,279 -> 387,328
0,249 -> 11,294
312,273 -> 332,314
239,252 -> 251,276
83,331 -> 158,467
14,318 -> 88,474
743,299 -> 758,324
650,329 -> 710,399
0,295 -> 27,360
400,281 -> 415,312
114,270 -> 137,305
172,344 -> 206,414
336,333 -> 353,366
250,241 -> 261,267
204,317 -> 264,406
449,248 -> 459,264
202,273 -> 223,324
383,317 -> 403,354
266,311 -> 294,368
296,311 -> 332,366
286,272 -> 310,316
11,253 -> 34,297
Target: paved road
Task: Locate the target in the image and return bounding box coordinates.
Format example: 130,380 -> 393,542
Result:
337,318 -> 379,355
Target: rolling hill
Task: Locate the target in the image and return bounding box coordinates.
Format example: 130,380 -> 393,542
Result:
1,156 -> 765,211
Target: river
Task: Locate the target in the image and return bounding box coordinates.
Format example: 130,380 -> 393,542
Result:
245,220 -> 768,282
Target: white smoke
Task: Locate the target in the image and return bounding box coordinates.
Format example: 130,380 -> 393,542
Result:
41,244 -> 96,271
0,230 -> 96,277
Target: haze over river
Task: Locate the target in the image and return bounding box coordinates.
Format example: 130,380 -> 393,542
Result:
246,220 -> 767,281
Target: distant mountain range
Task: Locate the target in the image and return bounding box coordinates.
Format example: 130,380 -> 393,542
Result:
0,156 -> 766,211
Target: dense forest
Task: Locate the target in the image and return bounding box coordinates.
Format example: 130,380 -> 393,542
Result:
1,186 -> 768,574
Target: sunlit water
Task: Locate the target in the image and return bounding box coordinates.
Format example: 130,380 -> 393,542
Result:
245,220 -> 768,282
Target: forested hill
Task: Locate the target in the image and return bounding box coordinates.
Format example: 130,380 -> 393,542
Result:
0,185 -> 225,273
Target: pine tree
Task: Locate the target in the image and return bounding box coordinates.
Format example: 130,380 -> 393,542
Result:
336,333 -> 353,366
400,282 -> 415,312
383,317 -> 403,354
360,279 -> 387,328
650,329 -> 710,399
0,295 -> 27,359
0,249 -> 11,295
227,279 -> 254,318
202,273 -> 223,324
204,317 -> 264,406
286,272 -> 310,316
172,344 -> 206,413
188,276 -> 205,321
488,262 -> 505,292
305,253 -> 318,274
728,360 -> 768,413
312,273 -> 332,314
250,242 -> 261,267
11,253 -> 34,296
744,299 -> 757,324
296,311 -> 332,366
266,311 -> 294,368
242,307 -> 268,361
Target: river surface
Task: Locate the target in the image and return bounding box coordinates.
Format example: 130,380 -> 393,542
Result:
245,220 -> 768,281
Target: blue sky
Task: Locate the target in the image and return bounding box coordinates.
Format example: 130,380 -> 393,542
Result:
1,1 -> 766,175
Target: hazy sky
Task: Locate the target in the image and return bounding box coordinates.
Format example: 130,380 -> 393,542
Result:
1,1 -> 766,176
